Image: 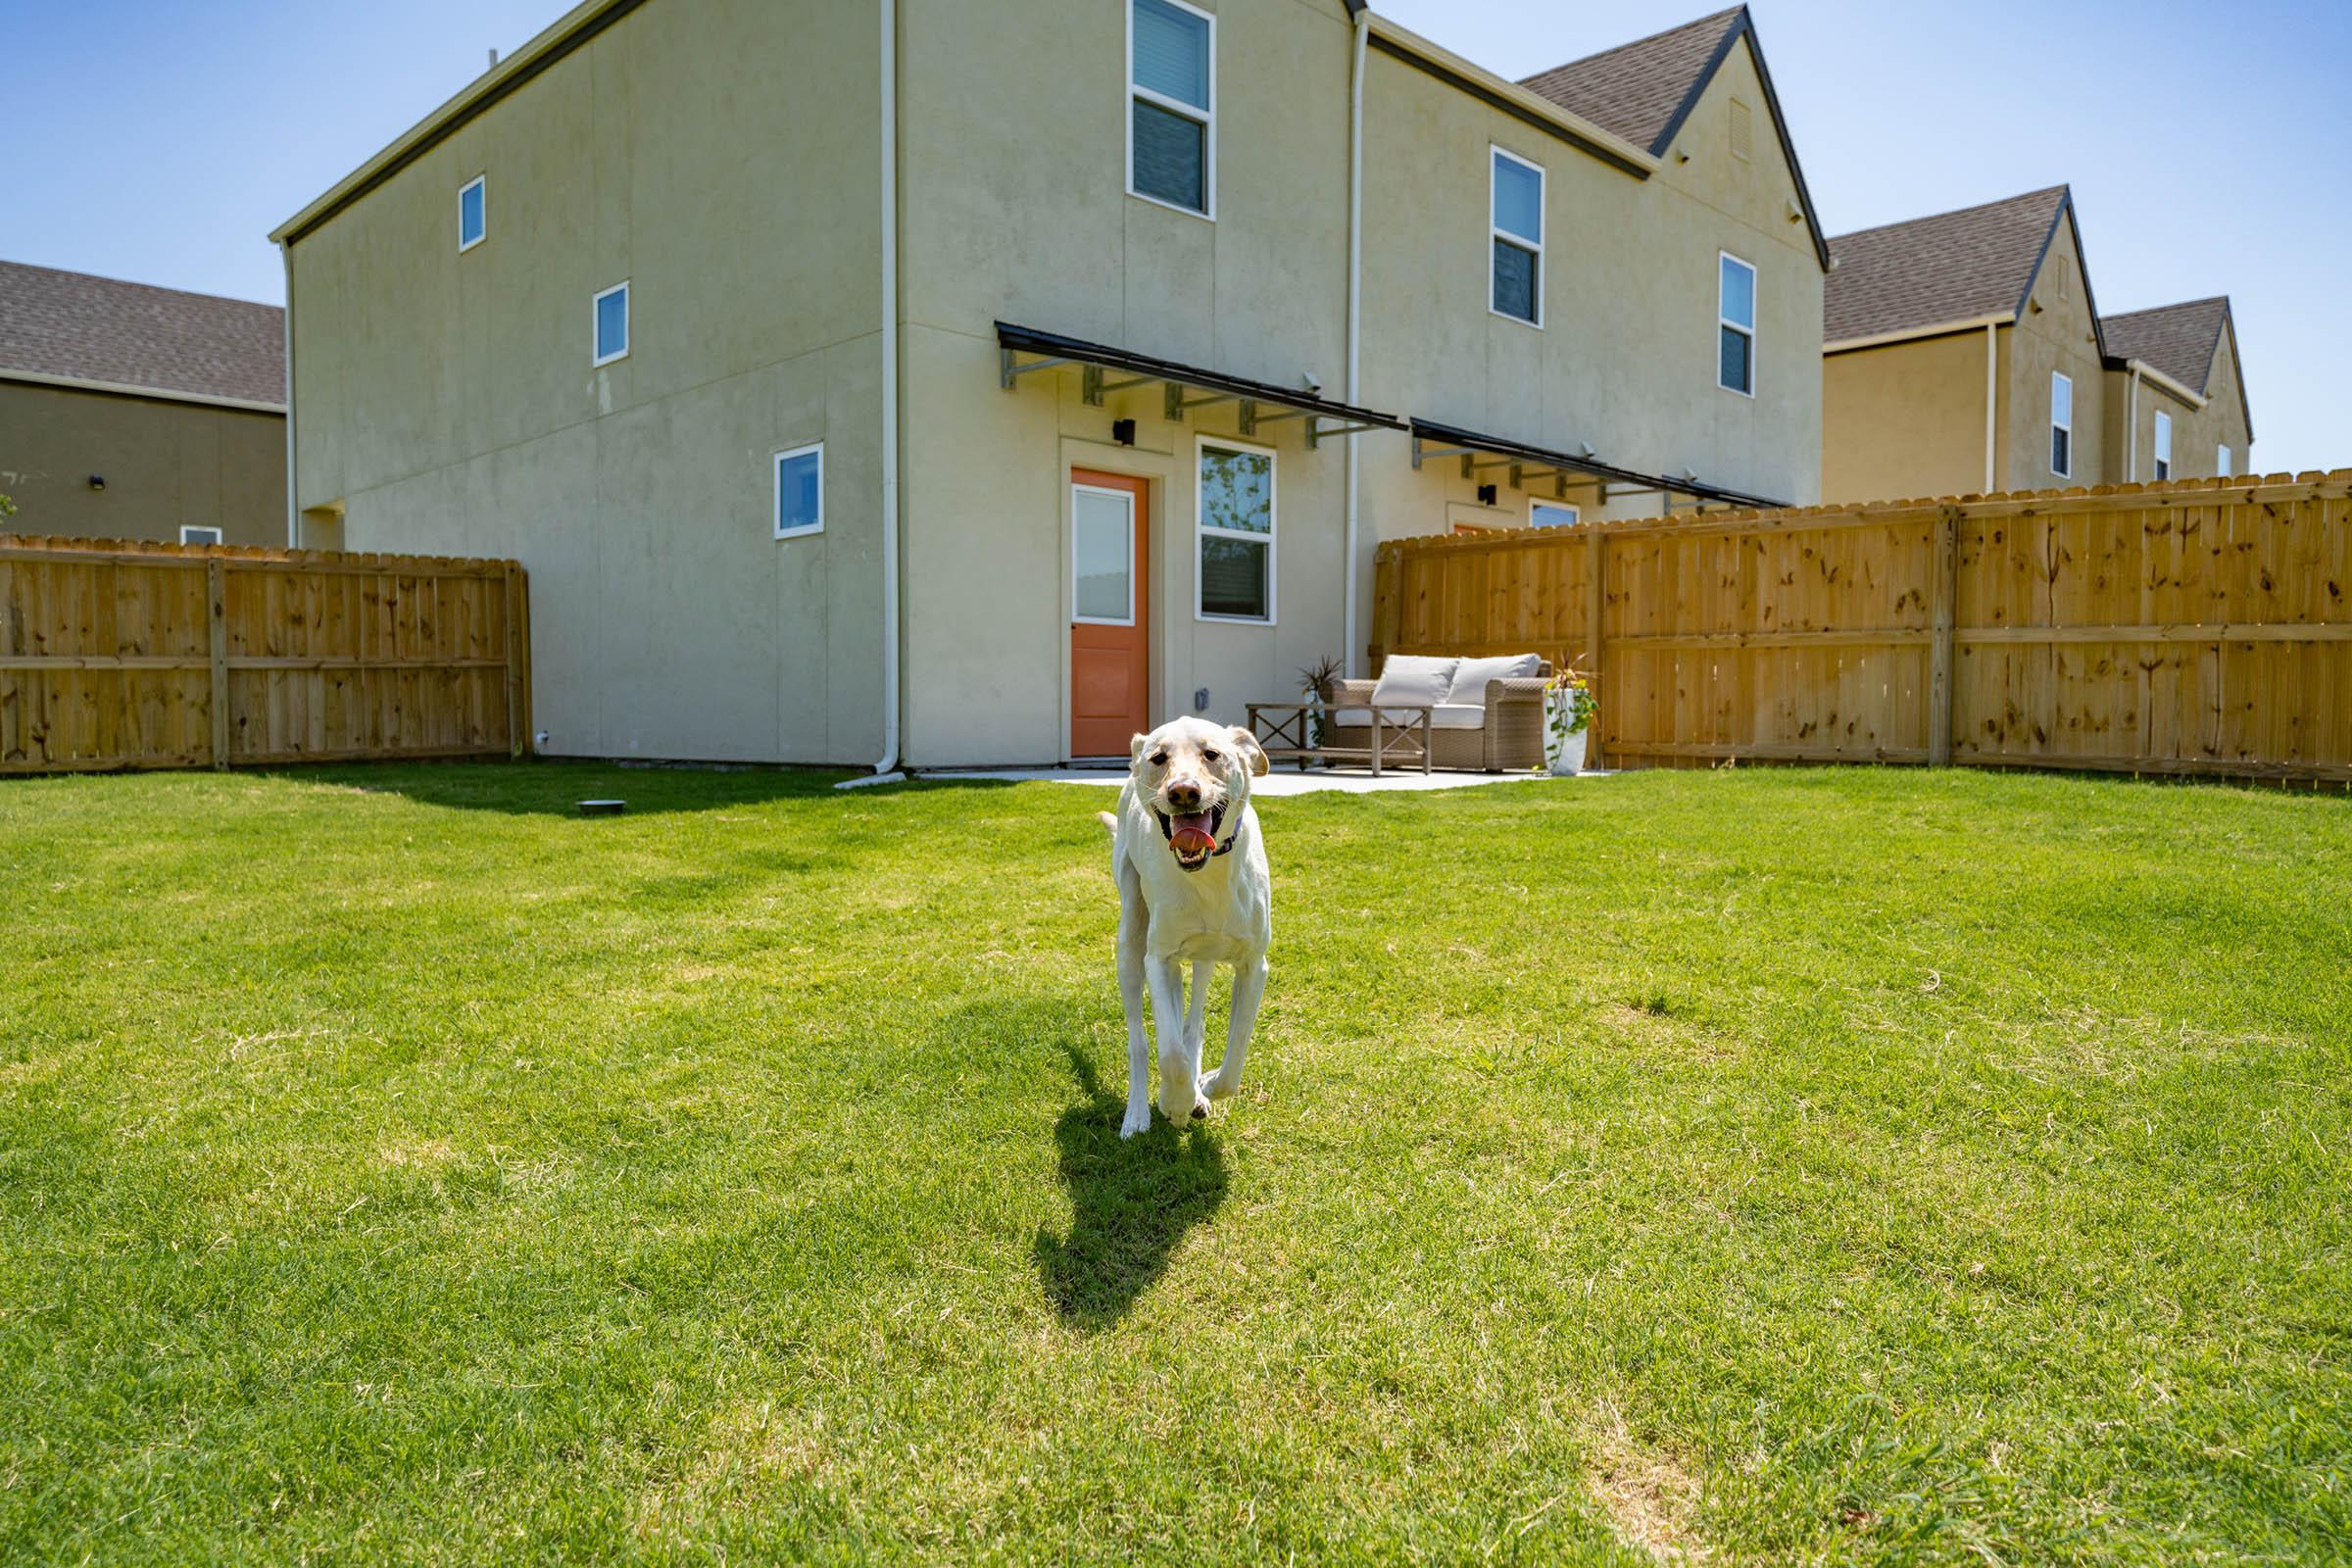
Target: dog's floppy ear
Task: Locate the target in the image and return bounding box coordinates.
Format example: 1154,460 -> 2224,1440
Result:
1228,725 -> 1269,777
1130,732 -> 1151,762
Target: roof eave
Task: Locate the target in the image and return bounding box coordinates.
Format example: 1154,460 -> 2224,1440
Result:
1644,9 -> 1831,272
0,367 -> 285,415
1366,15 -> 1661,179
270,0 -> 640,246
1824,312 -> 2013,355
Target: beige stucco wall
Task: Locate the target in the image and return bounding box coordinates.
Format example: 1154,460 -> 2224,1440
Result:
1357,32 -> 1823,553
895,0 -> 1359,765
2001,221 -> 2106,493
286,0 -> 884,763
1820,329 -> 1996,503
0,381 -> 283,545
2101,329 -> 2252,484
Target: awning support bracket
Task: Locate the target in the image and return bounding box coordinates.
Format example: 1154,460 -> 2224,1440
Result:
1305,417 -> 1384,449
1239,401 -> 1306,436
1000,349 -> 1073,389
1164,384 -> 1236,421
1080,365 -> 1155,406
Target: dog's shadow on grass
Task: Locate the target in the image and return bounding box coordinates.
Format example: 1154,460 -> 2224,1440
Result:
1035,1046 -> 1229,1330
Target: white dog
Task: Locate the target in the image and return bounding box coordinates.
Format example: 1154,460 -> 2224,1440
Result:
1096,716 -> 1272,1139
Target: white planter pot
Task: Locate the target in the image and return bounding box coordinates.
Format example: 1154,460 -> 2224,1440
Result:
1550,726 -> 1589,776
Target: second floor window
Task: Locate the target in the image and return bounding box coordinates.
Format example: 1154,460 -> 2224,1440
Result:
1490,148 -> 1544,324
459,175 -> 485,251
2154,411 -> 2173,480
1718,253 -> 1755,395
1130,0 -> 1213,216
593,281 -> 629,367
2051,371 -> 2073,476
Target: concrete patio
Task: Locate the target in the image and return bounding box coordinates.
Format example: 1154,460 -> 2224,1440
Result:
914,767 -> 1593,794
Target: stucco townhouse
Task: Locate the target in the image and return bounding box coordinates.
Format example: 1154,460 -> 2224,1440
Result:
0,261 -> 286,546
272,0 -> 1827,769
1820,185 -> 2252,506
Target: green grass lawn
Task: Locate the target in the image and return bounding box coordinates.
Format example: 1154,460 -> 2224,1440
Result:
2,761 -> 2347,1564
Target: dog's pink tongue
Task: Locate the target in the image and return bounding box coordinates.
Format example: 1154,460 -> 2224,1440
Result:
1171,812 -> 1215,854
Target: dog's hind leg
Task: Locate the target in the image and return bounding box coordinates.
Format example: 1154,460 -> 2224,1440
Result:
1205,953 -> 1267,1101
1115,859 -> 1153,1139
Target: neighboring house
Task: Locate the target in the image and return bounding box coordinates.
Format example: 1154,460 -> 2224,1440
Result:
1819,185 -> 2251,503
272,0 -> 1824,768
2097,297 -> 2252,485
0,261 -> 285,545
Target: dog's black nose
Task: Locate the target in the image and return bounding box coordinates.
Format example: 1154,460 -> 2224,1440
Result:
1166,783 -> 1202,810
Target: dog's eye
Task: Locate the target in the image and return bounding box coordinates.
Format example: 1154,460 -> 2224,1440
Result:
1201,750 -> 1220,763
1150,752 -> 1168,766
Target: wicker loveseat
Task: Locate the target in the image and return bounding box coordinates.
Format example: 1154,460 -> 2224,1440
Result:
1327,653 -> 1551,771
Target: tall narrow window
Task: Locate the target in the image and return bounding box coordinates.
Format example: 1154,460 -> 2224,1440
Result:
2050,371 -> 2073,476
1718,252 -> 1756,395
2218,444 -> 2232,478
1490,148 -> 1544,325
774,444 -> 823,539
458,175 -> 486,251
593,281 -> 629,366
1198,437 -> 1274,622
1130,0 -> 1213,217
2154,411 -> 2173,480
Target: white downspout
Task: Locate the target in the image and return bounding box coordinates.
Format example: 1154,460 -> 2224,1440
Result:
1982,319 -> 1996,494
1343,6 -> 1367,677
2126,362 -> 2141,481
281,243 -> 299,547
846,0 -> 904,786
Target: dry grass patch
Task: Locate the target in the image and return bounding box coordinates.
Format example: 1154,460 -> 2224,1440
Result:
1586,1402 -> 1706,1562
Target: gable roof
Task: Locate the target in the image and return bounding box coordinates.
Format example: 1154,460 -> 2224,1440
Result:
2100,297 -> 2228,393
1824,185 -> 2084,347
1517,6 -> 1829,270
0,260 -> 284,410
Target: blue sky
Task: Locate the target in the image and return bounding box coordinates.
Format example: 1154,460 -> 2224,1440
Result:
6,0 -> 2343,469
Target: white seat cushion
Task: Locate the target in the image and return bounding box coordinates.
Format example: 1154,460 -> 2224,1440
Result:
1331,702 -> 1484,730
1445,653 -> 1543,709
1329,654 -> 1458,726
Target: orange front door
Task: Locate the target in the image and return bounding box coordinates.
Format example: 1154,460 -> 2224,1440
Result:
1070,469 -> 1149,759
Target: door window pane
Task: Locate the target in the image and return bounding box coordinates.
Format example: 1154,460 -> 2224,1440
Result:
1073,489 -> 1133,622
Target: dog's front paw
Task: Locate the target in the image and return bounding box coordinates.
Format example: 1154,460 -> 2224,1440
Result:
1203,1069 -> 1238,1101
1119,1102 -> 1152,1139
1189,1095 -> 1209,1120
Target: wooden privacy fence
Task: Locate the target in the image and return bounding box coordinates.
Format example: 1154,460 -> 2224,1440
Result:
1372,469 -> 2352,782
0,535 -> 530,774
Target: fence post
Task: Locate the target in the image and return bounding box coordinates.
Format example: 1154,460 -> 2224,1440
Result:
1928,503 -> 1959,767
1586,526 -> 1607,770
206,557 -> 231,768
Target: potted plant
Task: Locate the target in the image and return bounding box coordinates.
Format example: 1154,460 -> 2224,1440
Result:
1297,655 -> 1343,762
1544,664 -> 1595,775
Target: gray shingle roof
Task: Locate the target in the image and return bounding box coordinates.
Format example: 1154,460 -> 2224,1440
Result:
2100,297 -> 2227,394
1824,186 -> 2068,345
1517,7 -> 1746,155
0,260 -> 284,407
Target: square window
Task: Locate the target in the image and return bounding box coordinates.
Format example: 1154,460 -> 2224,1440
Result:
459,175 -> 485,251
1198,439 -> 1273,622
775,444 -> 822,538
1130,0 -> 1212,216
593,282 -> 629,366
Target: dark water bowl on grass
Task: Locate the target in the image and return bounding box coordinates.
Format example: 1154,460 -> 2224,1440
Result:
577,800 -> 626,817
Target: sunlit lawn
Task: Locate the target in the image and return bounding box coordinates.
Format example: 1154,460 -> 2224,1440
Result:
1,760 -> 2346,1563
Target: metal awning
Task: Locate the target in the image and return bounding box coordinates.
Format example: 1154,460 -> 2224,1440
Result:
1409,417 -> 1788,512
996,321 -> 1406,446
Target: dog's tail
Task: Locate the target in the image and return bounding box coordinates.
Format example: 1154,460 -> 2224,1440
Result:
1095,809 -> 1117,835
